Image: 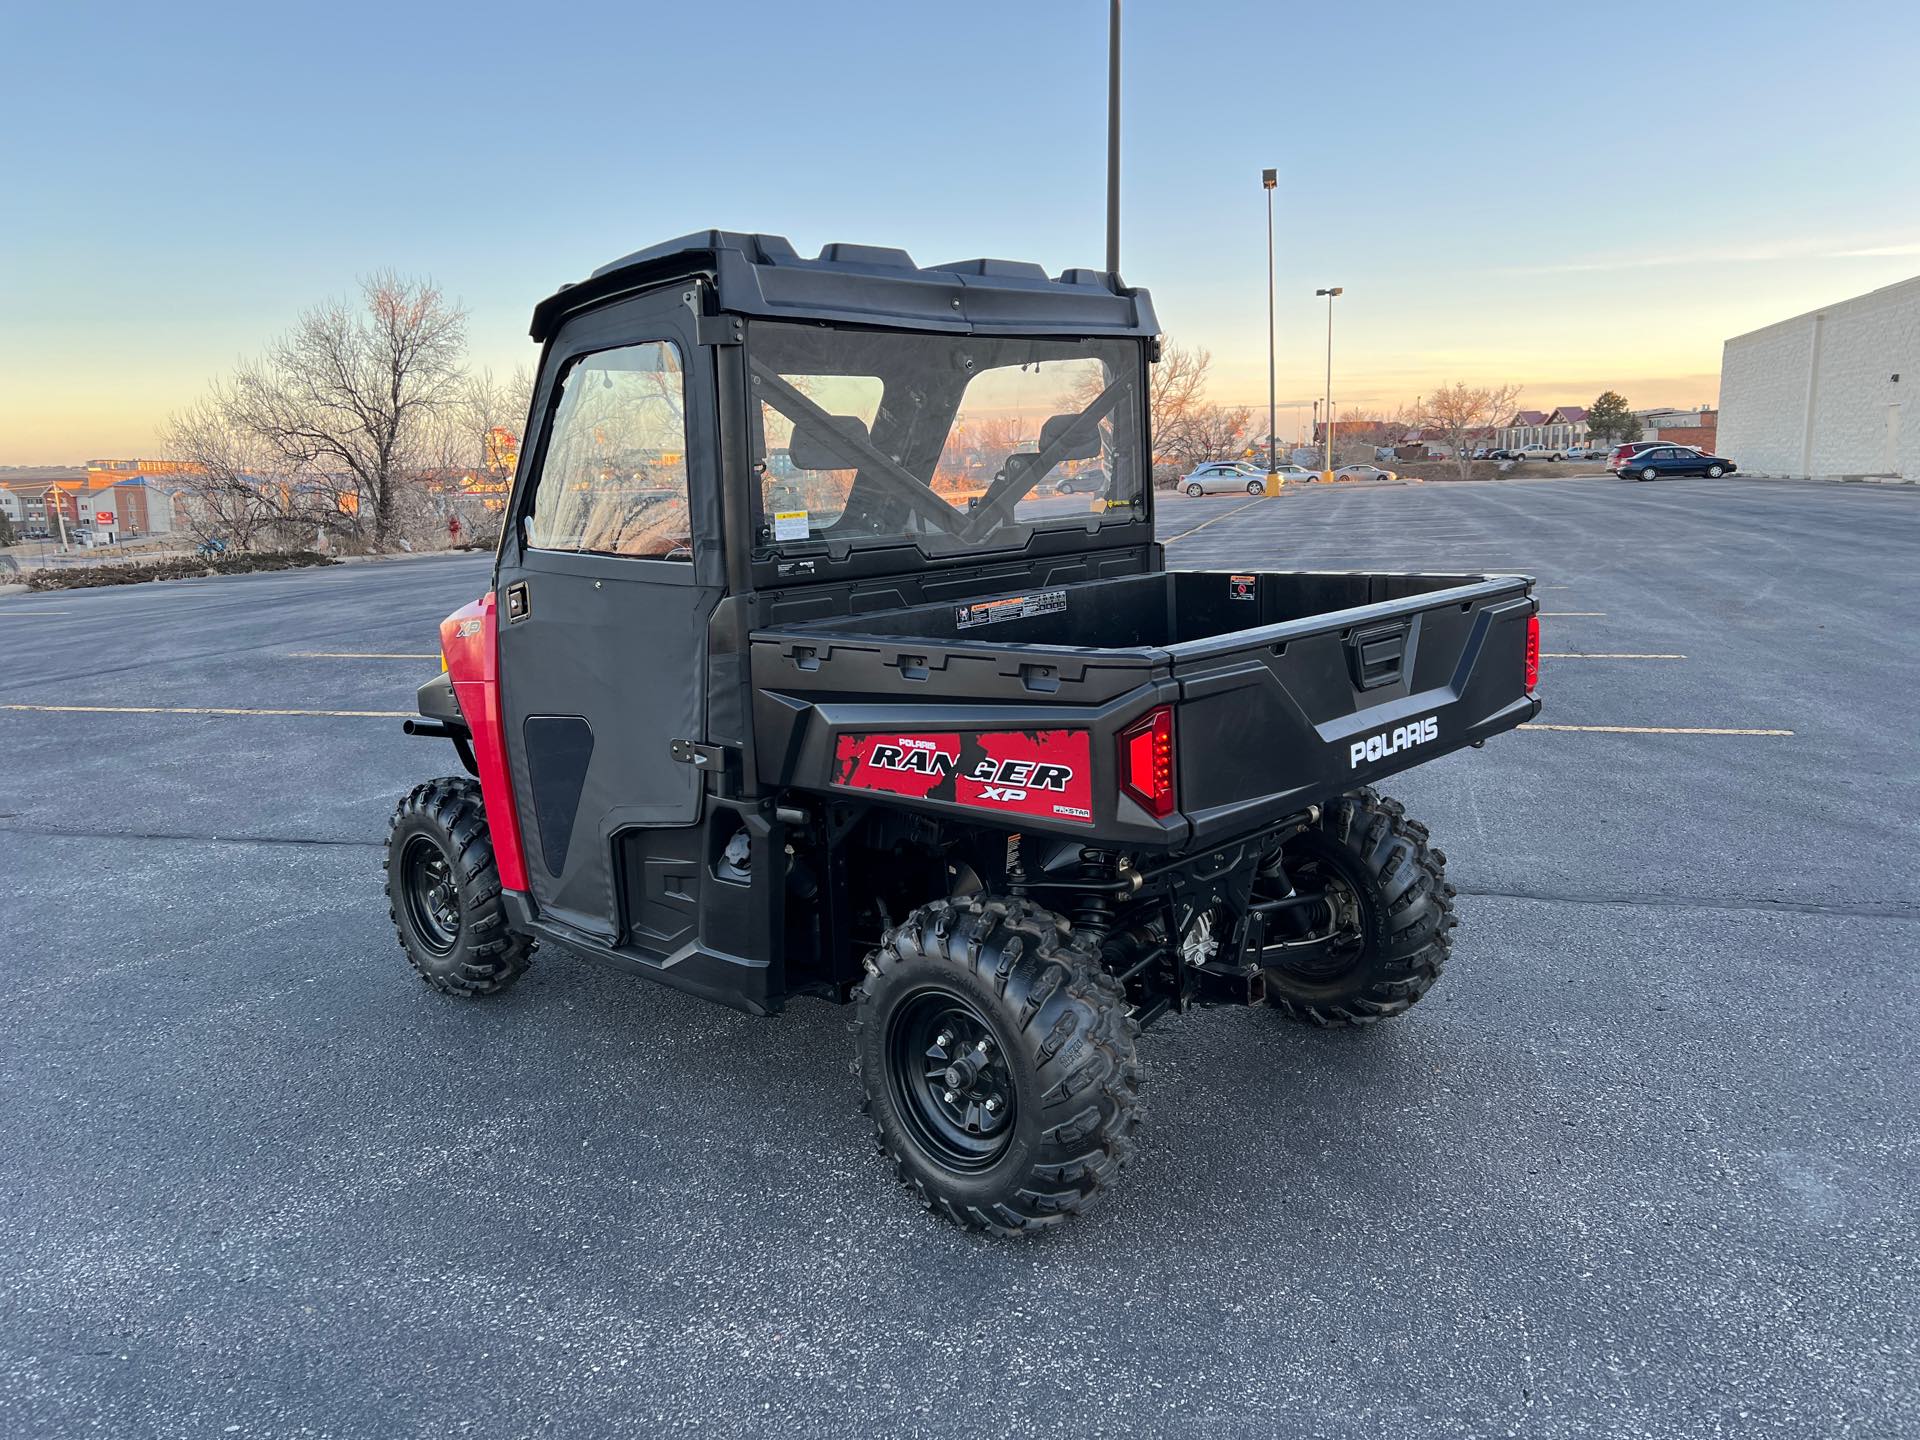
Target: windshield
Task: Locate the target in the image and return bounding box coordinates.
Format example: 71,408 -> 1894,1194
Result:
747,322 -> 1146,557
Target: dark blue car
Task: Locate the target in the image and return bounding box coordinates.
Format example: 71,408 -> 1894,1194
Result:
1625,445 -> 1737,481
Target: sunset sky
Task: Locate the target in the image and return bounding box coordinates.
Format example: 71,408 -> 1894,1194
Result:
4,0 -> 1917,463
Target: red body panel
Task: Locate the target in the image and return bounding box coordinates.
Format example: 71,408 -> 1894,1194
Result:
439,594 -> 529,892
833,729 -> 1094,826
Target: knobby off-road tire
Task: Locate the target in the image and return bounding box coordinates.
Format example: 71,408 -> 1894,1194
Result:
853,897 -> 1143,1234
386,777 -> 533,997
1262,787 -> 1457,1028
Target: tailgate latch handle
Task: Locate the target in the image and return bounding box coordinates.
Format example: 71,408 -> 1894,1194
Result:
1347,622 -> 1409,691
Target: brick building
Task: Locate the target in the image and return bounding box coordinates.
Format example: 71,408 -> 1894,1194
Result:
1719,275 -> 1916,480
1636,408 -> 1719,450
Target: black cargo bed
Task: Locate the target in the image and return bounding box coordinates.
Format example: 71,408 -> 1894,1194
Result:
749,569 -> 1539,847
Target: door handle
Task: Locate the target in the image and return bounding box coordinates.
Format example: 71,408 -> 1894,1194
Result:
506,581 -> 530,622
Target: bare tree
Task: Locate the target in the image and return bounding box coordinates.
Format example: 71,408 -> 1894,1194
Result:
1165,404 -> 1255,469
1149,343 -> 1212,453
228,273 -> 469,548
1077,340 -> 1213,480
163,390 -> 314,550
1421,382 -> 1524,478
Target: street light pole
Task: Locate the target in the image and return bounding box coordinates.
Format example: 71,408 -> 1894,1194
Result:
1315,286 -> 1343,480
1106,0 -> 1121,282
1262,167 -> 1278,494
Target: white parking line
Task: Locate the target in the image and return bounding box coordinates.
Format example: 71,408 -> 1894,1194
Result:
1162,498 -> 1264,544
1539,611 -> 1606,617
288,652 -> 438,660
1,703 -> 412,718
1542,652 -> 1685,660
1526,723 -> 1793,736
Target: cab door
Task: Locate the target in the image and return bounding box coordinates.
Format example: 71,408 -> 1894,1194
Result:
495,288 -> 726,940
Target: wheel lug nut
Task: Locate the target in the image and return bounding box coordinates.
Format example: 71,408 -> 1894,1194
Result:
936,1032 -> 952,1048
943,1091 -> 956,1103
975,1039 -> 989,1053
985,1097 -> 1000,1112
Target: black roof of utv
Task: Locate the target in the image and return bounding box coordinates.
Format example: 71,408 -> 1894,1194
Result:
529,230 -> 1159,343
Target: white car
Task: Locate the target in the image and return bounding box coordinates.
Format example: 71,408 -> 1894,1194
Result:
1334,463 -> 1398,482
1179,462 -> 1271,496
1514,444 -> 1564,462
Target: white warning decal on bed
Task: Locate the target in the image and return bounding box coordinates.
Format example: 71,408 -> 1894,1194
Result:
1349,715 -> 1439,768
956,590 -> 1067,629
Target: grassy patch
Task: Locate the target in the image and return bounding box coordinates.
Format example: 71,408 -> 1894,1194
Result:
26,551 -> 339,591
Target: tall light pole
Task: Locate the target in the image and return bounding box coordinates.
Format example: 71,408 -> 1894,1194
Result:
1262,168 -> 1278,493
1106,1 -> 1121,282
1315,286 -> 1343,480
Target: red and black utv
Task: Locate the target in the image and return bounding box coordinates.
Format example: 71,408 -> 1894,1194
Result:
389,232 -> 1541,1233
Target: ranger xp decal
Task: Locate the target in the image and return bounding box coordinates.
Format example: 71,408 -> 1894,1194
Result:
833,729 -> 1094,825
1350,715 -> 1439,769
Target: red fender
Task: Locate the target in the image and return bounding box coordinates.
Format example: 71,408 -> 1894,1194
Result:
438,593 -> 529,893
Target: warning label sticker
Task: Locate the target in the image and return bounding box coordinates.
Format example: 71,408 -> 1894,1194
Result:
1229,574 -> 1257,602
955,590 -> 1067,630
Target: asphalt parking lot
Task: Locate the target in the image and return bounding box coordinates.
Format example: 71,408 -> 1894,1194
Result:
2,475 -> 1916,1438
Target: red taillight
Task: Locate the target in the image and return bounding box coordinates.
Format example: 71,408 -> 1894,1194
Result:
1119,706 -> 1176,818
1525,614 -> 1541,691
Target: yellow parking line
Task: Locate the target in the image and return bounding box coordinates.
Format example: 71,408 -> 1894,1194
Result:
1526,723 -> 1793,736
288,651 -> 437,660
1542,652 -> 1685,660
1,703 -> 411,718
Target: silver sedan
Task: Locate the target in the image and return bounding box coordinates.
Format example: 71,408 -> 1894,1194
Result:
1179,462 -> 1271,496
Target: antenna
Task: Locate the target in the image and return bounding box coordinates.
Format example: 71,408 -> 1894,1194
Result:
1106,0 -> 1121,284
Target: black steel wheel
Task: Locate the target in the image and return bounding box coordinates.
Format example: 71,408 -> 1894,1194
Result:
386,777 -> 533,997
1259,787 -> 1456,1027
400,834 -> 462,957
854,896 -> 1142,1234
887,991 -> 1018,1171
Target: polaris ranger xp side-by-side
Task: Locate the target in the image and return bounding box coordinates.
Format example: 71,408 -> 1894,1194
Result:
388,232 -> 1541,1233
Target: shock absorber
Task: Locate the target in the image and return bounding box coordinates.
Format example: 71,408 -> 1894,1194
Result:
1071,847 -> 1116,939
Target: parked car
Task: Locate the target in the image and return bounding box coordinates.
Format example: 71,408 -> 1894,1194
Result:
1230,461 -> 1319,484
1606,441 -> 1664,471
1513,444 -> 1564,463
1563,445 -> 1603,462
1334,463 -> 1397,482
1471,447 -> 1515,461
1051,468 -> 1108,496
1180,462 -> 1270,496
1622,446 -> 1738,481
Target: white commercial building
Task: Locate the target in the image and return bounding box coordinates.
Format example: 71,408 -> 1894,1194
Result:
1718,275 -> 1916,481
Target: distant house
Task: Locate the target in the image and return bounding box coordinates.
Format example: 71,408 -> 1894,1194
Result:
1499,407 -> 1590,451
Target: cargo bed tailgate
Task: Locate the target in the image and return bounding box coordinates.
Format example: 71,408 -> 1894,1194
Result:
1168,573 -> 1539,842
